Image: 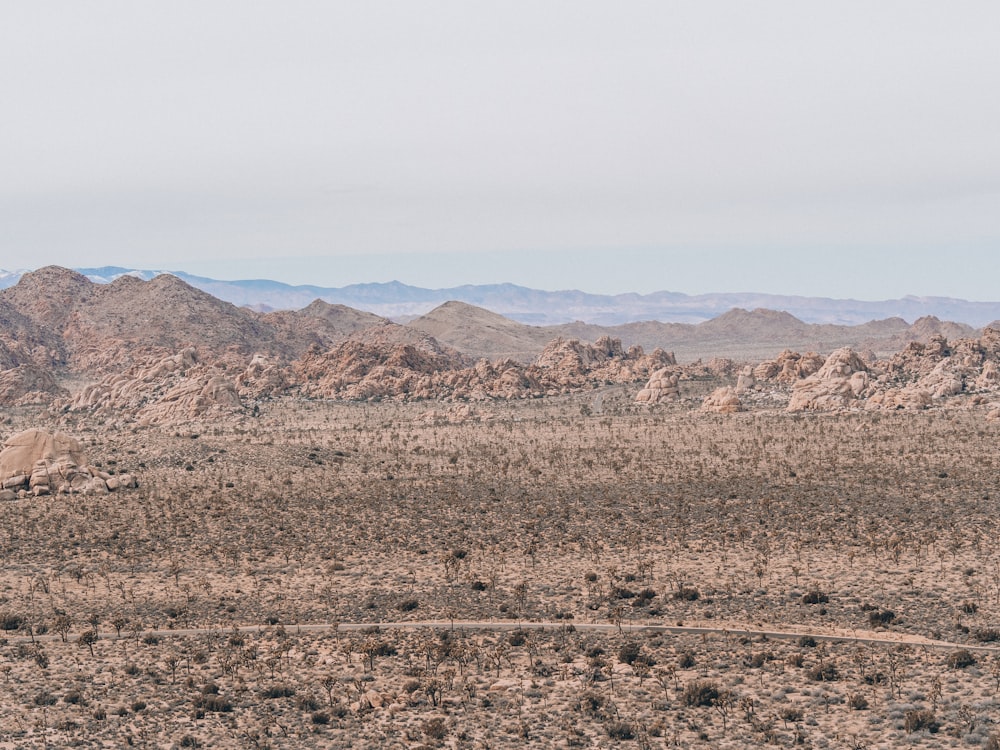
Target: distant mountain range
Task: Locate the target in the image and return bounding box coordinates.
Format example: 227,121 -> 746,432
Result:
2,265 -> 1000,328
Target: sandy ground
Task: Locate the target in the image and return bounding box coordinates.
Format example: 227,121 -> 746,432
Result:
0,391 -> 998,747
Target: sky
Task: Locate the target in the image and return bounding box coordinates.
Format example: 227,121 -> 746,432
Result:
2,2 -> 999,299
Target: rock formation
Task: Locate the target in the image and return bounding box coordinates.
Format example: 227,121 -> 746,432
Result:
0,428 -> 136,499
296,332 -> 676,402
65,348 -> 242,425
701,386 -> 743,413
635,368 -> 681,404
787,348 -> 871,412
752,350 -> 825,383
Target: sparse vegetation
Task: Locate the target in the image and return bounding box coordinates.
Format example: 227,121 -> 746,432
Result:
0,397 -> 997,747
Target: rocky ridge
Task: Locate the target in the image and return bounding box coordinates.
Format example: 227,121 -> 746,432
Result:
2,266 -> 1000,422
723,328 -> 1000,413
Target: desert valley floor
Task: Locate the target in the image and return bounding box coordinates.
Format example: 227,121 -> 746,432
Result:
0,390 -> 998,748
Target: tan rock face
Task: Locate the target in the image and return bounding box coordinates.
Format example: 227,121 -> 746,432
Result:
0,429 -> 84,482
635,368 -> 680,404
753,350 -> 825,384
64,348 -> 242,425
787,348 -> 870,412
0,428 -> 136,497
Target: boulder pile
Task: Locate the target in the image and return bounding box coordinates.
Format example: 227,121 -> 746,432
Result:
66,348 -> 242,425
787,348 -> 871,412
701,385 -> 743,413
0,428 -> 136,500
635,368 -> 681,404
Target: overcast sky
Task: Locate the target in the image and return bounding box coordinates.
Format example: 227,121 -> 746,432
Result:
2,2 -> 998,299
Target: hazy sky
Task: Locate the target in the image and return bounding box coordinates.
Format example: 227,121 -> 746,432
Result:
2,2 -> 999,298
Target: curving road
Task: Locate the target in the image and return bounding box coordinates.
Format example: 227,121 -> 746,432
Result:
8,618 -> 1000,653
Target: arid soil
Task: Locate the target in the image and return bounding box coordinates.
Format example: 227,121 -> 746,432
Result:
0,392 -> 998,748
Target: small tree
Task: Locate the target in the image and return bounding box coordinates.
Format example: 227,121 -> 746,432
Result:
79,629 -> 99,657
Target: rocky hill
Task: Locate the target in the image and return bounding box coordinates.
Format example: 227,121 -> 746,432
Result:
1,265 -> 998,422
717,328 -> 1000,414
407,301 -> 553,362
409,301 -> 977,364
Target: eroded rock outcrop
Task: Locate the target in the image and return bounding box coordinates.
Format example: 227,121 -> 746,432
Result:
0,364 -> 66,405
295,332 -> 676,402
0,428 -> 135,499
753,350 -> 825,383
635,368 -> 681,404
701,386 -> 743,413
65,348 -> 242,425
787,348 -> 871,412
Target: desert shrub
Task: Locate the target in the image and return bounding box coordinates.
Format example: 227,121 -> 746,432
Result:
471,580 -> 487,591
584,571 -> 598,582
787,653 -> 805,668
397,598 -> 419,612
296,694 -> 321,712
131,700 -> 147,712
422,717 -> 448,740
263,685 -> 296,699
807,662 -> 839,682
961,601 -> 978,614
194,694 -> 232,712
973,628 -> 1000,643
678,652 -> 696,668
637,588 -> 657,603
946,649 -> 976,669
612,587 -> 636,600
798,635 -> 817,648
986,733 -> 1000,750
179,736 -> 200,748
580,691 -> 607,715
64,690 -> 85,705
92,707 -> 107,720
868,610 -> 895,627
747,651 -> 773,668
903,708 -> 939,733
311,711 -> 330,725
618,641 -> 642,665
801,590 -> 829,605
330,704 -> 349,719
508,631 -> 526,647
674,586 -> 700,601
780,707 -> 803,723
606,721 -> 635,740
847,692 -> 869,710
682,680 -> 719,707
33,691 -> 57,706
0,613 -> 23,631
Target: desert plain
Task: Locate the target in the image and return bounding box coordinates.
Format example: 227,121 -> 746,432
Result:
0,387 -> 999,749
